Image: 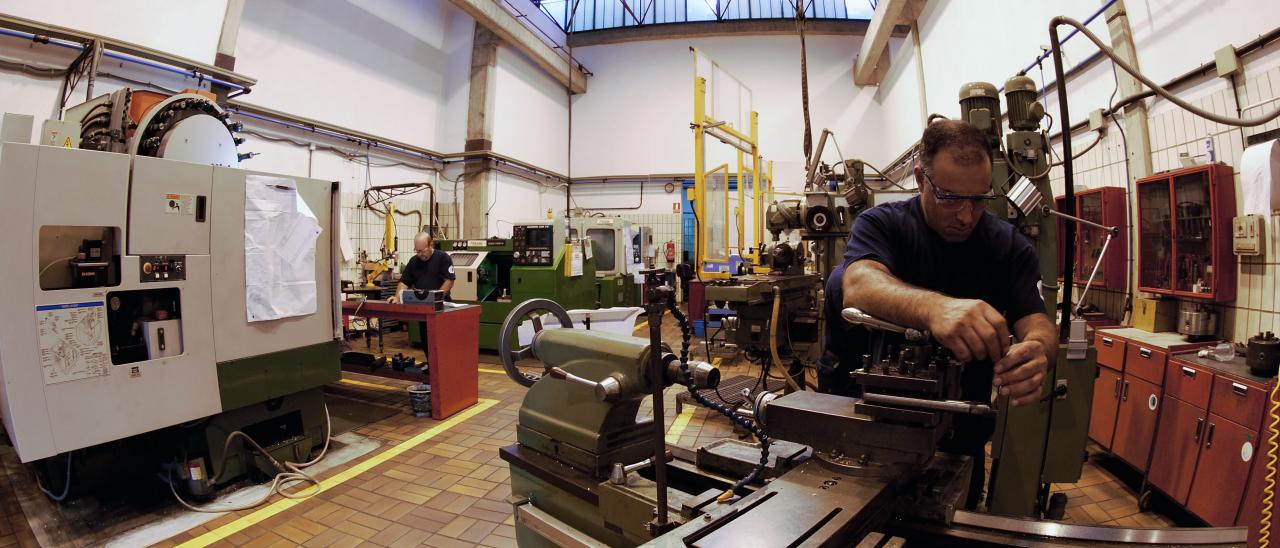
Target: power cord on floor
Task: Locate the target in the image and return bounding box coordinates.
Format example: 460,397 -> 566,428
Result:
36,452 -> 72,502
164,403 -> 332,513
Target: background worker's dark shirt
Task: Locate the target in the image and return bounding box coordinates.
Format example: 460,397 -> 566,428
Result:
400,251 -> 456,292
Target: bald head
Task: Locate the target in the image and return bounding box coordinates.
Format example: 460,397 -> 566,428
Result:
413,232 -> 434,260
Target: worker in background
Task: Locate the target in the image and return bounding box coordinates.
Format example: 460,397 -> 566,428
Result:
388,232 -> 455,303
832,120 -> 1054,509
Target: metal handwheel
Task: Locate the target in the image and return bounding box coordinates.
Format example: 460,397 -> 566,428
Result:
498,299 -> 574,387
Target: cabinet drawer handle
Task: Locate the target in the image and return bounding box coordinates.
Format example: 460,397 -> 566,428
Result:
1181,367 -> 1197,378
1114,378 -> 1122,398
1139,348 -> 1152,359
1206,423 -> 1216,448
1121,381 -> 1130,401
1102,337 -> 1114,347
1194,418 -> 1204,442
1232,382 -> 1249,397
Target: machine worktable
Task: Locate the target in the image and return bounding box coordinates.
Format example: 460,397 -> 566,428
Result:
341,301 -> 481,419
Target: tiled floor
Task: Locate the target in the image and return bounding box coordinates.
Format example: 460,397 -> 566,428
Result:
0,309 -> 1177,547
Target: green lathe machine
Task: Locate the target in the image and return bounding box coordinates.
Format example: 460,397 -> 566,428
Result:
435,221 -> 598,351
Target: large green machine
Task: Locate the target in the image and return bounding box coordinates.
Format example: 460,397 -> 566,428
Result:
435,221 -> 599,350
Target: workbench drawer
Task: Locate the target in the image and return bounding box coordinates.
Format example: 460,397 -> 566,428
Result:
1125,343 -> 1166,385
1209,375 -> 1267,430
1096,333 -> 1126,372
1165,359 -> 1212,409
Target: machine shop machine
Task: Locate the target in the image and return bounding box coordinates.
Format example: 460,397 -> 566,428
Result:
0,137 -> 339,499
498,277 -> 1243,546
573,216 -> 646,308
439,221 -> 599,351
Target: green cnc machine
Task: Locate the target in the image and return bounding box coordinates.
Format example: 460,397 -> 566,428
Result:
573,217 -> 647,308
432,221 -> 600,350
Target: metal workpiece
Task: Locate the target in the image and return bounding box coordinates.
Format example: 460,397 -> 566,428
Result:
762,391 -> 941,465
862,393 -> 995,417
896,509 -> 1246,546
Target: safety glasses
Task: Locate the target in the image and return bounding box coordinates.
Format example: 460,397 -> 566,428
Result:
920,170 -> 997,211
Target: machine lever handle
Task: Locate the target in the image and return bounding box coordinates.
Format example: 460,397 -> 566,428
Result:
548,368 -> 621,402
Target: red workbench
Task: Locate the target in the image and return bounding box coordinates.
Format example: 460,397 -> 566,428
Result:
340,300 -> 481,419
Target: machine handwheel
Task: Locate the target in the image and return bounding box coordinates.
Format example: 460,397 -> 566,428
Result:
498,299 -> 573,388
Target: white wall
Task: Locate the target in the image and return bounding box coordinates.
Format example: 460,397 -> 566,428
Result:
0,0 -> 226,63
235,0 -> 463,149
492,45 -> 570,173
566,34 -> 891,195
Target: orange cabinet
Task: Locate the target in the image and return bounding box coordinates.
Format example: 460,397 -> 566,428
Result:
1187,414 -> 1258,526
1090,367 -> 1123,449
1113,375 -> 1161,471
1148,395 -> 1204,502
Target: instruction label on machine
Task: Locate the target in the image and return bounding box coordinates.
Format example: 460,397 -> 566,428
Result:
36,301 -> 110,385
164,193 -> 195,215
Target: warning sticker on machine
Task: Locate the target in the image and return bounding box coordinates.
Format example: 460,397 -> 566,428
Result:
36,301 -> 111,385
164,193 -> 195,215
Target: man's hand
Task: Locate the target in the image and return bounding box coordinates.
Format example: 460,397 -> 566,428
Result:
927,298 -> 1011,362
994,340 -> 1048,406
387,294 -> 399,304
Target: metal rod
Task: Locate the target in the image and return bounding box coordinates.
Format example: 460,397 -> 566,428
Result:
862,393 -> 996,417
646,287 -> 670,528
1045,208 -> 1116,234
1073,231 -> 1113,317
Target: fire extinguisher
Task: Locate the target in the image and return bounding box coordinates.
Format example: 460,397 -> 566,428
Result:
665,241 -> 676,264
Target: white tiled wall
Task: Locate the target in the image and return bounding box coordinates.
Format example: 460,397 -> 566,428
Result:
339,192 -> 459,284
608,212 -> 684,267
1049,55 -> 1280,342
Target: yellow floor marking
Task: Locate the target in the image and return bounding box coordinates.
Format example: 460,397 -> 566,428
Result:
337,378 -> 402,391
479,367 -> 506,375
633,321 -> 648,332
665,408 -> 695,444
177,398 -> 500,548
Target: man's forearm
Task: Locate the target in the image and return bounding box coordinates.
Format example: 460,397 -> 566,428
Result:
1015,313 -> 1057,363
441,280 -> 454,294
842,261 -> 943,330
396,282 -> 408,293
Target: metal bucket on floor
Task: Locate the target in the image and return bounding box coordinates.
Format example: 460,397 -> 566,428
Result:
408,384 -> 432,418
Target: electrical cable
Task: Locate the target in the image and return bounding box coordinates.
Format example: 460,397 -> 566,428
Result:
36,452 -> 72,502
1261,379 -> 1280,548
769,286 -> 803,392
38,254 -> 77,276
1106,65 -> 1135,324
1052,16 -> 1280,127
667,293 -> 769,501
165,403 -> 332,513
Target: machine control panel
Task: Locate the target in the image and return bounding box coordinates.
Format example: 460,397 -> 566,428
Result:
512,225 -> 555,266
139,255 -> 186,282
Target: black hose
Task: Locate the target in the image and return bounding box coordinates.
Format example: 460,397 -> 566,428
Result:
667,295 -> 770,497
1050,19 -> 1075,341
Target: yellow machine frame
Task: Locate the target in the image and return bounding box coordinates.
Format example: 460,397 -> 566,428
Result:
691,48 -> 762,279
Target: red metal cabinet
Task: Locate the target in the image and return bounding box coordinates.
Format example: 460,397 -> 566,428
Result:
1125,343 -> 1167,385
1075,187 -> 1128,290
1148,395 -> 1205,503
1187,414 -> 1258,526
1165,358 -> 1212,409
1136,163 -> 1237,301
1095,332 -> 1126,371
1090,367 -> 1123,449
1113,375 -> 1161,471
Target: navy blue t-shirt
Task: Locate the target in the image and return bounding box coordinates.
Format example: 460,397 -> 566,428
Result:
843,196 -> 1044,324
821,196 -> 1045,385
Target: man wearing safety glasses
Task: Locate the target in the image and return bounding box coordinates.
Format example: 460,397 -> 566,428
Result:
831,120 -> 1055,508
